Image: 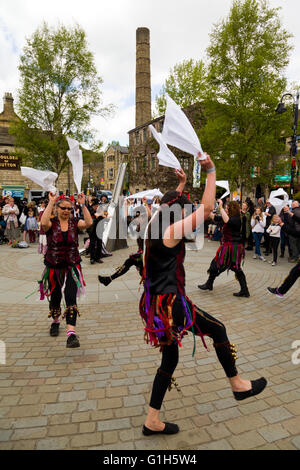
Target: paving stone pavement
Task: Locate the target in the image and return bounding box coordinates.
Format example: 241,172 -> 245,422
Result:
0,236 -> 299,450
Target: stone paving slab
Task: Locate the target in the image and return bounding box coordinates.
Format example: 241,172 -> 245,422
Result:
0,238 -> 299,450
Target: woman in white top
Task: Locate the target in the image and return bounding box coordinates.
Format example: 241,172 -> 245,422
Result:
266,214 -> 281,266
251,207 -> 266,260
2,197 -> 20,245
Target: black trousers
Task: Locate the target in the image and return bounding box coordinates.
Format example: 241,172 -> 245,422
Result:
278,261 -> 300,295
149,297 -> 237,410
90,232 -> 103,261
207,259 -> 248,292
49,270 -> 78,326
270,237 -> 280,263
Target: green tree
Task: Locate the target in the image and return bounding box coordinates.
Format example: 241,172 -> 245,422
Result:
155,59 -> 208,115
10,22 -> 112,178
201,0 -> 293,193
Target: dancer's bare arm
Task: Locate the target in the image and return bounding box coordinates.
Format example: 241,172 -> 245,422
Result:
41,193 -> 56,232
77,194 -> 93,230
164,153 -> 216,247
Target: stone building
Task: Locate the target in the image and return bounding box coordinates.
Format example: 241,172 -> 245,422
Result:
0,92 -> 104,199
104,144 -> 129,191
128,27 -> 202,197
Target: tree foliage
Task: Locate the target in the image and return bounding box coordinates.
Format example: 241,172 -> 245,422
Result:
10,22 -> 112,177
155,0 -> 294,193
202,0 -> 293,191
155,59 -> 208,115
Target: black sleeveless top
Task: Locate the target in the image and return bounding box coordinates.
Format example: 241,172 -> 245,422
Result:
147,239 -> 186,296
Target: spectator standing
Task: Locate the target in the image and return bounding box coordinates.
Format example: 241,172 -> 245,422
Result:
240,202 -> 251,247
245,197 -> 255,250
279,207 -> 292,259
285,201 -> 300,262
26,208 -> 38,243
2,197 -> 20,245
251,207 -> 266,261
263,200 -> 276,256
266,214 -> 281,266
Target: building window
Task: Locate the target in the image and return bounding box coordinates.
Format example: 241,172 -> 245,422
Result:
143,128 -> 147,142
143,155 -> 147,171
136,131 -> 140,144
135,157 -> 140,173
108,168 -> 114,179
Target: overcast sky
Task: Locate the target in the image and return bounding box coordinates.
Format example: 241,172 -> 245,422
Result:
1,0 -> 299,150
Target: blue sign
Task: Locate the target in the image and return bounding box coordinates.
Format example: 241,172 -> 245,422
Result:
3,189 -> 25,198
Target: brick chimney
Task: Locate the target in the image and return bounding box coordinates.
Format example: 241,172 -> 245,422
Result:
2,92 -> 15,117
136,27 -> 151,127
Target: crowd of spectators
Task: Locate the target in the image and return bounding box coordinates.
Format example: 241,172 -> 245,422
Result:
203,196 -> 300,266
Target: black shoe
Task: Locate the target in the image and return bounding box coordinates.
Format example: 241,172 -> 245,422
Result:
66,334 -> 80,348
198,283 -> 213,291
98,275 -> 111,286
263,252 -> 270,256
96,259 -> 103,263
233,377 -> 267,401
267,287 -> 283,298
101,253 -> 112,258
90,259 -> 95,264
233,290 -> 250,298
50,322 -> 60,337
142,422 -> 179,436
245,246 -> 253,251
279,254 -> 284,258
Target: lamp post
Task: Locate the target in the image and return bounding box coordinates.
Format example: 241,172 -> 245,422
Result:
275,91 -> 299,198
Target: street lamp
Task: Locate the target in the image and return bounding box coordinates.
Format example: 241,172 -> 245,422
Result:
275,91 -> 299,198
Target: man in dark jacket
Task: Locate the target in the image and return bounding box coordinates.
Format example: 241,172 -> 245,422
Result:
263,200 -> 276,256
267,210 -> 300,297
285,201 -> 300,262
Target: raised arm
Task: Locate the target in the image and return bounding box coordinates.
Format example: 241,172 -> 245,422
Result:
164,153 -> 216,247
41,193 -> 56,232
217,199 -> 229,223
77,193 -> 93,231
175,168 -> 187,193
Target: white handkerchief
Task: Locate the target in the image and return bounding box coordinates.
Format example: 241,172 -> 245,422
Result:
66,137 -> 83,194
125,189 -> 163,200
148,125 -> 181,169
216,180 -> 230,198
269,188 -> 289,215
162,95 -> 205,160
21,167 -> 57,193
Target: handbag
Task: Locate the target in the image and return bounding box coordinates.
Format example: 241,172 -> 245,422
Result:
19,212 -> 27,225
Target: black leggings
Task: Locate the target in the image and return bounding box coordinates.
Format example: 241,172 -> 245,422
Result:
49,270 -> 78,326
149,298 -> 237,410
270,237 -> 280,263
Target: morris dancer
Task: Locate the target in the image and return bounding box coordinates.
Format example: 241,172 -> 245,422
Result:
39,192 -> 92,347
98,250 -> 143,286
198,199 -> 250,297
140,154 -> 266,436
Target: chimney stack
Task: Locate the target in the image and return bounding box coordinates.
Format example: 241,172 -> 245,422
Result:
136,27 -> 151,128
3,92 -> 14,116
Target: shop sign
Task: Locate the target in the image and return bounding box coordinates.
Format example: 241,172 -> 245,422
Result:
0,155 -> 20,170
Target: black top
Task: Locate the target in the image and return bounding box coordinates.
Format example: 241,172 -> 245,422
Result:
222,216 -> 242,243
147,239 -> 185,295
